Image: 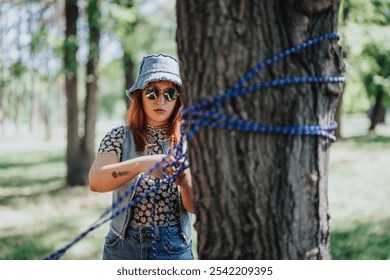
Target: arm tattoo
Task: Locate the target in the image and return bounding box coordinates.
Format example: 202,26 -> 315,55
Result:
112,171 -> 130,178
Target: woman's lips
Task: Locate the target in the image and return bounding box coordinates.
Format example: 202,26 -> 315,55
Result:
154,109 -> 166,114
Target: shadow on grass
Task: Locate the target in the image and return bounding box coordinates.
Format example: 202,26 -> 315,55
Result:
330,218 -> 390,260
0,154 -> 65,170
0,184 -> 67,206
343,135 -> 390,145
0,176 -> 64,188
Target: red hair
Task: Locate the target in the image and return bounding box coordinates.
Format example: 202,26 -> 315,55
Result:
126,87 -> 183,152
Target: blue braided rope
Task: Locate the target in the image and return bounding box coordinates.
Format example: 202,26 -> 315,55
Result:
181,32 -> 342,116
184,110 -> 338,141
167,182 -> 173,260
44,32 -> 345,260
151,188 -> 157,259
231,33 -> 340,90
182,75 -> 344,142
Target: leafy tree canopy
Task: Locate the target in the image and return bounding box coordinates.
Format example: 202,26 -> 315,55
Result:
340,0 -> 390,111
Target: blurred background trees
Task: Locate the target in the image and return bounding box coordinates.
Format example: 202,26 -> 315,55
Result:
0,0 -> 388,186
0,0 -> 176,186
340,0 -> 390,132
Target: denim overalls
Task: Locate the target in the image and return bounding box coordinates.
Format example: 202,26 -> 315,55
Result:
102,126 -> 193,260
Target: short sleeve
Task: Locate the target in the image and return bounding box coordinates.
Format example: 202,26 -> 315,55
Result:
97,126 -> 125,159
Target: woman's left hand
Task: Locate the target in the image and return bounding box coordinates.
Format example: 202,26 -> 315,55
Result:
174,167 -> 191,187
172,160 -> 194,213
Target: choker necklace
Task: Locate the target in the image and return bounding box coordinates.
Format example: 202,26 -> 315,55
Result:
145,123 -> 171,143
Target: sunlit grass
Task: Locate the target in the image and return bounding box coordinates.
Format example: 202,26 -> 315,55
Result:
328,115 -> 390,259
0,184 -> 111,259
0,133 -> 111,259
329,135 -> 390,225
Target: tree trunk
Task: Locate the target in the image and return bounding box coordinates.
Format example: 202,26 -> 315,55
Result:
64,0 -> 102,186
28,6 -> 37,134
14,90 -> 21,135
64,0 -> 83,186
42,82 -> 52,141
29,72 -> 38,134
83,0 -> 101,180
123,51 -> 135,109
369,89 -> 385,132
120,0 -> 137,110
0,86 -> 7,134
177,0 -> 344,259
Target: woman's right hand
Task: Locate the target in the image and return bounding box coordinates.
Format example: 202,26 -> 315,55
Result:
142,154 -> 176,179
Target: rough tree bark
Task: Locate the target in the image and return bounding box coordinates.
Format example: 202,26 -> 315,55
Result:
177,0 -> 344,259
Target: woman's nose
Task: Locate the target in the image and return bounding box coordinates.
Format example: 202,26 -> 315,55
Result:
156,93 -> 166,105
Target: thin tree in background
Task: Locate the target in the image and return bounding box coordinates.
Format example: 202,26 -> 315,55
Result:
64,0 -> 81,186
116,0 -> 137,108
177,0 -> 345,259
83,0 -> 101,180
64,0 -> 101,186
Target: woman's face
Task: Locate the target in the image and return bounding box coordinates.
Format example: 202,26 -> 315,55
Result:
141,80 -> 178,126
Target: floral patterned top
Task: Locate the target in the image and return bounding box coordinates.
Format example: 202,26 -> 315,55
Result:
98,124 -> 180,226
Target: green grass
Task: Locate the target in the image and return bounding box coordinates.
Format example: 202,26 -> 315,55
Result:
0,114 -> 389,259
330,219 -> 390,260
0,184 -> 110,260
0,234 -> 52,260
327,115 -> 390,259
0,134 -> 111,260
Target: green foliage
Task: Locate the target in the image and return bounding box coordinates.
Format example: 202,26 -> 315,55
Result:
106,3 -> 138,55
97,59 -> 127,119
63,35 -> 78,77
0,0 -> 179,128
30,29 -> 49,54
9,61 -> 27,78
110,3 -> 137,23
341,0 -> 390,25
340,0 -> 390,113
133,0 -> 177,57
86,0 -> 102,60
361,43 -> 390,105
105,0 -> 177,58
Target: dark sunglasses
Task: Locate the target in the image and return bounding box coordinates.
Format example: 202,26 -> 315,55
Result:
144,86 -> 180,101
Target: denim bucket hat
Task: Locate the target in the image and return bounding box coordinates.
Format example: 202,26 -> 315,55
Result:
126,53 -> 182,99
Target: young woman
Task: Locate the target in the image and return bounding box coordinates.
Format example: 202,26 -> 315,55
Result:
89,54 -> 194,260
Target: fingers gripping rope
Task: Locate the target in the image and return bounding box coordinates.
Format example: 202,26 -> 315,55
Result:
44,33 -> 345,260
